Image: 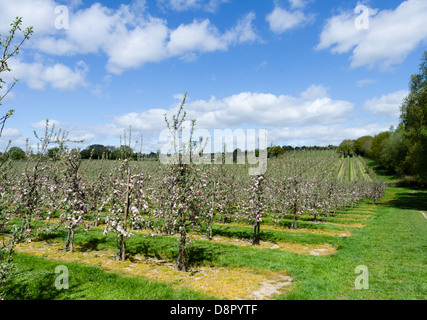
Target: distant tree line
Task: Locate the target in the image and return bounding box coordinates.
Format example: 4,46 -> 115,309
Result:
337,51 -> 427,186
0,144 -> 159,161
265,145 -> 336,158
2,143 -> 339,162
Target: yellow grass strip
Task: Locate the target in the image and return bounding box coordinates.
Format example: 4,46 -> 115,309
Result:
15,240 -> 293,300
322,222 -> 366,228
44,218 -> 340,255
188,233 -> 338,256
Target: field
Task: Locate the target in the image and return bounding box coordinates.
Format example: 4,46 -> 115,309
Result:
1,150 -> 426,301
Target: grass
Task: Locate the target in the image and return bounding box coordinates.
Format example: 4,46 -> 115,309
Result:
5,253 -> 213,300
2,163 -> 426,300
279,186 -> 427,299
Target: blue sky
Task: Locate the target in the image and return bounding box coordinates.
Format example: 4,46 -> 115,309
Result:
1,0 -> 426,153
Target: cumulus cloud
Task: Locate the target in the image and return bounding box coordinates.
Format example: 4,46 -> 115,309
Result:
7,58 -> 88,91
26,86 -> 397,150
111,85 -> 354,136
300,84 -> 328,100
160,0 -> 201,11
266,6 -> 312,34
158,0 -> 229,12
0,0 -> 58,35
1,128 -> 21,138
188,89 -> 352,128
223,12 -> 259,44
363,90 -> 409,119
288,0 -> 307,9
269,122 -> 391,146
167,19 -> 227,56
31,119 -> 64,130
0,1 -> 258,75
167,12 -> 257,59
317,0 -> 427,70
106,18 -> 170,73
114,108 -> 169,133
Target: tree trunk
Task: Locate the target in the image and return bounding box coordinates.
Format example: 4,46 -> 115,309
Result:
206,217 -> 213,240
121,171 -> 131,262
70,228 -> 74,252
252,221 -> 260,245
206,181 -> 215,240
291,214 -> 298,230
64,228 -> 75,252
64,229 -> 70,252
177,227 -> 187,271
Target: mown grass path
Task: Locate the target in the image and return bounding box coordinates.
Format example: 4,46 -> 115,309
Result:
280,186 -> 427,299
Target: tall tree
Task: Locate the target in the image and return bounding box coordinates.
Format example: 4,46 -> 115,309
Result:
337,139 -> 355,157
81,144 -> 109,159
400,51 -> 427,184
368,132 -> 391,164
354,136 -> 373,156
5,146 -> 25,160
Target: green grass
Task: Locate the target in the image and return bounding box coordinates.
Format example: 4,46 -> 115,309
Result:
277,186 -> 427,299
3,253 -> 213,300
363,157 -> 400,184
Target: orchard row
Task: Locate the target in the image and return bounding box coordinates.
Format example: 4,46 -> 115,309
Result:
0,142 -> 385,274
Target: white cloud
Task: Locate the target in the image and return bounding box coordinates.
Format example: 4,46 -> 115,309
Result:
167,19 -> 227,56
266,6 -> 311,34
1,128 -> 21,138
300,84 -> 328,100
0,83 -> 15,103
202,88 -> 350,128
31,119 -> 64,131
288,0 -> 306,9
106,18 -> 170,74
163,0 -> 201,11
167,12 -> 257,59
255,61 -> 268,71
114,108 -> 168,133
205,0 -> 229,12
158,0 -> 229,12
224,12 -> 258,44
8,58 -> 88,91
363,90 -> 409,119
0,0 -> 58,35
269,122 -> 391,146
25,85 -> 394,151
0,1 -> 258,74
63,0 -> 84,9
356,79 -> 376,88
111,86 -> 353,137
317,0 -> 427,70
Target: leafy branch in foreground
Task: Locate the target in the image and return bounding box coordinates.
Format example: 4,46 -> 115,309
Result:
0,17 -> 33,140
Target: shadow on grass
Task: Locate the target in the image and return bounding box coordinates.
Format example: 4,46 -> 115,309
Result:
187,242 -> 230,266
127,243 -> 166,261
362,157 -> 400,182
78,236 -> 109,252
4,267 -> 83,300
124,235 -> 228,268
386,190 -> 427,212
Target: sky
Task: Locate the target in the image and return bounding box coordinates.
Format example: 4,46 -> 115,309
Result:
0,0 -> 426,153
